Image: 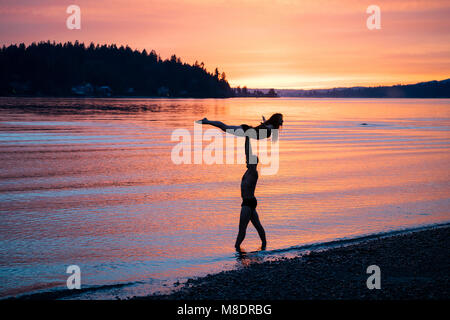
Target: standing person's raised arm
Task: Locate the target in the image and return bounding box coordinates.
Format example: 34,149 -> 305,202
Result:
245,136 -> 258,165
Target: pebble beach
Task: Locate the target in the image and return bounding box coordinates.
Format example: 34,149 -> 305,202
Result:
145,226 -> 450,300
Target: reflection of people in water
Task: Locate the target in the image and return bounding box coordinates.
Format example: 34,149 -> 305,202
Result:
196,113 -> 283,141
235,248 -> 264,267
234,136 -> 266,251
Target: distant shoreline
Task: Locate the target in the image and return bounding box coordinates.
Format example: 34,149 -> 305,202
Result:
1,95 -> 450,100
2,42 -> 448,99
2,77 -> 450,99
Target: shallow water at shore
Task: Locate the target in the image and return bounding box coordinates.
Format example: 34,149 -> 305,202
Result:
148,225 -> 450,300
0,97 -> 449,299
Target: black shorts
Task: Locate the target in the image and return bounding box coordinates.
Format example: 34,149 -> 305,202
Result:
241,197 -> 257,210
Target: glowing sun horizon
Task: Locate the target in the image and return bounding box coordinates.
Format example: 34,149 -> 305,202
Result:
1,0 -> 449,89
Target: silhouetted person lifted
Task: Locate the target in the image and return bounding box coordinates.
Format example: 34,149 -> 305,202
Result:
196,113 -> 283,142
235,136 -> 267,251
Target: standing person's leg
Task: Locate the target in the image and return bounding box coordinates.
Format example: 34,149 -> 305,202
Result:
235,206 -> 252,249
250,210 -> 267,248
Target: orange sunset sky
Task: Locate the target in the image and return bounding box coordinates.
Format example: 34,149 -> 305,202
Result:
1,0 -> 449,89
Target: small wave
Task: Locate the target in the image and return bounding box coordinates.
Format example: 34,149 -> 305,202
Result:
6,281 -> 144,300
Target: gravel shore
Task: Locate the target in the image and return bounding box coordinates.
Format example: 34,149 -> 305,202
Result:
145,226 -> 449,300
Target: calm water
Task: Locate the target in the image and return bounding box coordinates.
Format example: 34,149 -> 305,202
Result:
0,97 -> 449,299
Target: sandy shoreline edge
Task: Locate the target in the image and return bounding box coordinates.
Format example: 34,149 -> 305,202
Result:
143,223 -> 450,300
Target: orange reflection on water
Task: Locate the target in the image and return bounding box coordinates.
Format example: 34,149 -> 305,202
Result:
0,97 -> 449,298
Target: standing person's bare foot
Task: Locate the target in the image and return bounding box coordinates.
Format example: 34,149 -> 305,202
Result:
235,243 -> 243,252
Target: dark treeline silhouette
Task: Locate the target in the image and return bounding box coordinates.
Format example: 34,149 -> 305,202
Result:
0,41 -> 233,98
233,87 -> 278,97
289,79 -> 450,98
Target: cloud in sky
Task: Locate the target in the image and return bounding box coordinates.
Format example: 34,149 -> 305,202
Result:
1,0 -> 449,88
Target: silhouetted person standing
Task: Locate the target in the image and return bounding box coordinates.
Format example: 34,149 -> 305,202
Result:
235,136 -> 267,250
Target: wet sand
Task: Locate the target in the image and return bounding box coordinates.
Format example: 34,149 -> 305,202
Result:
145,226 -> 449,300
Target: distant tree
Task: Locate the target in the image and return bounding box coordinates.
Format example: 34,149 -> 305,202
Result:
266,88 -> 278,97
